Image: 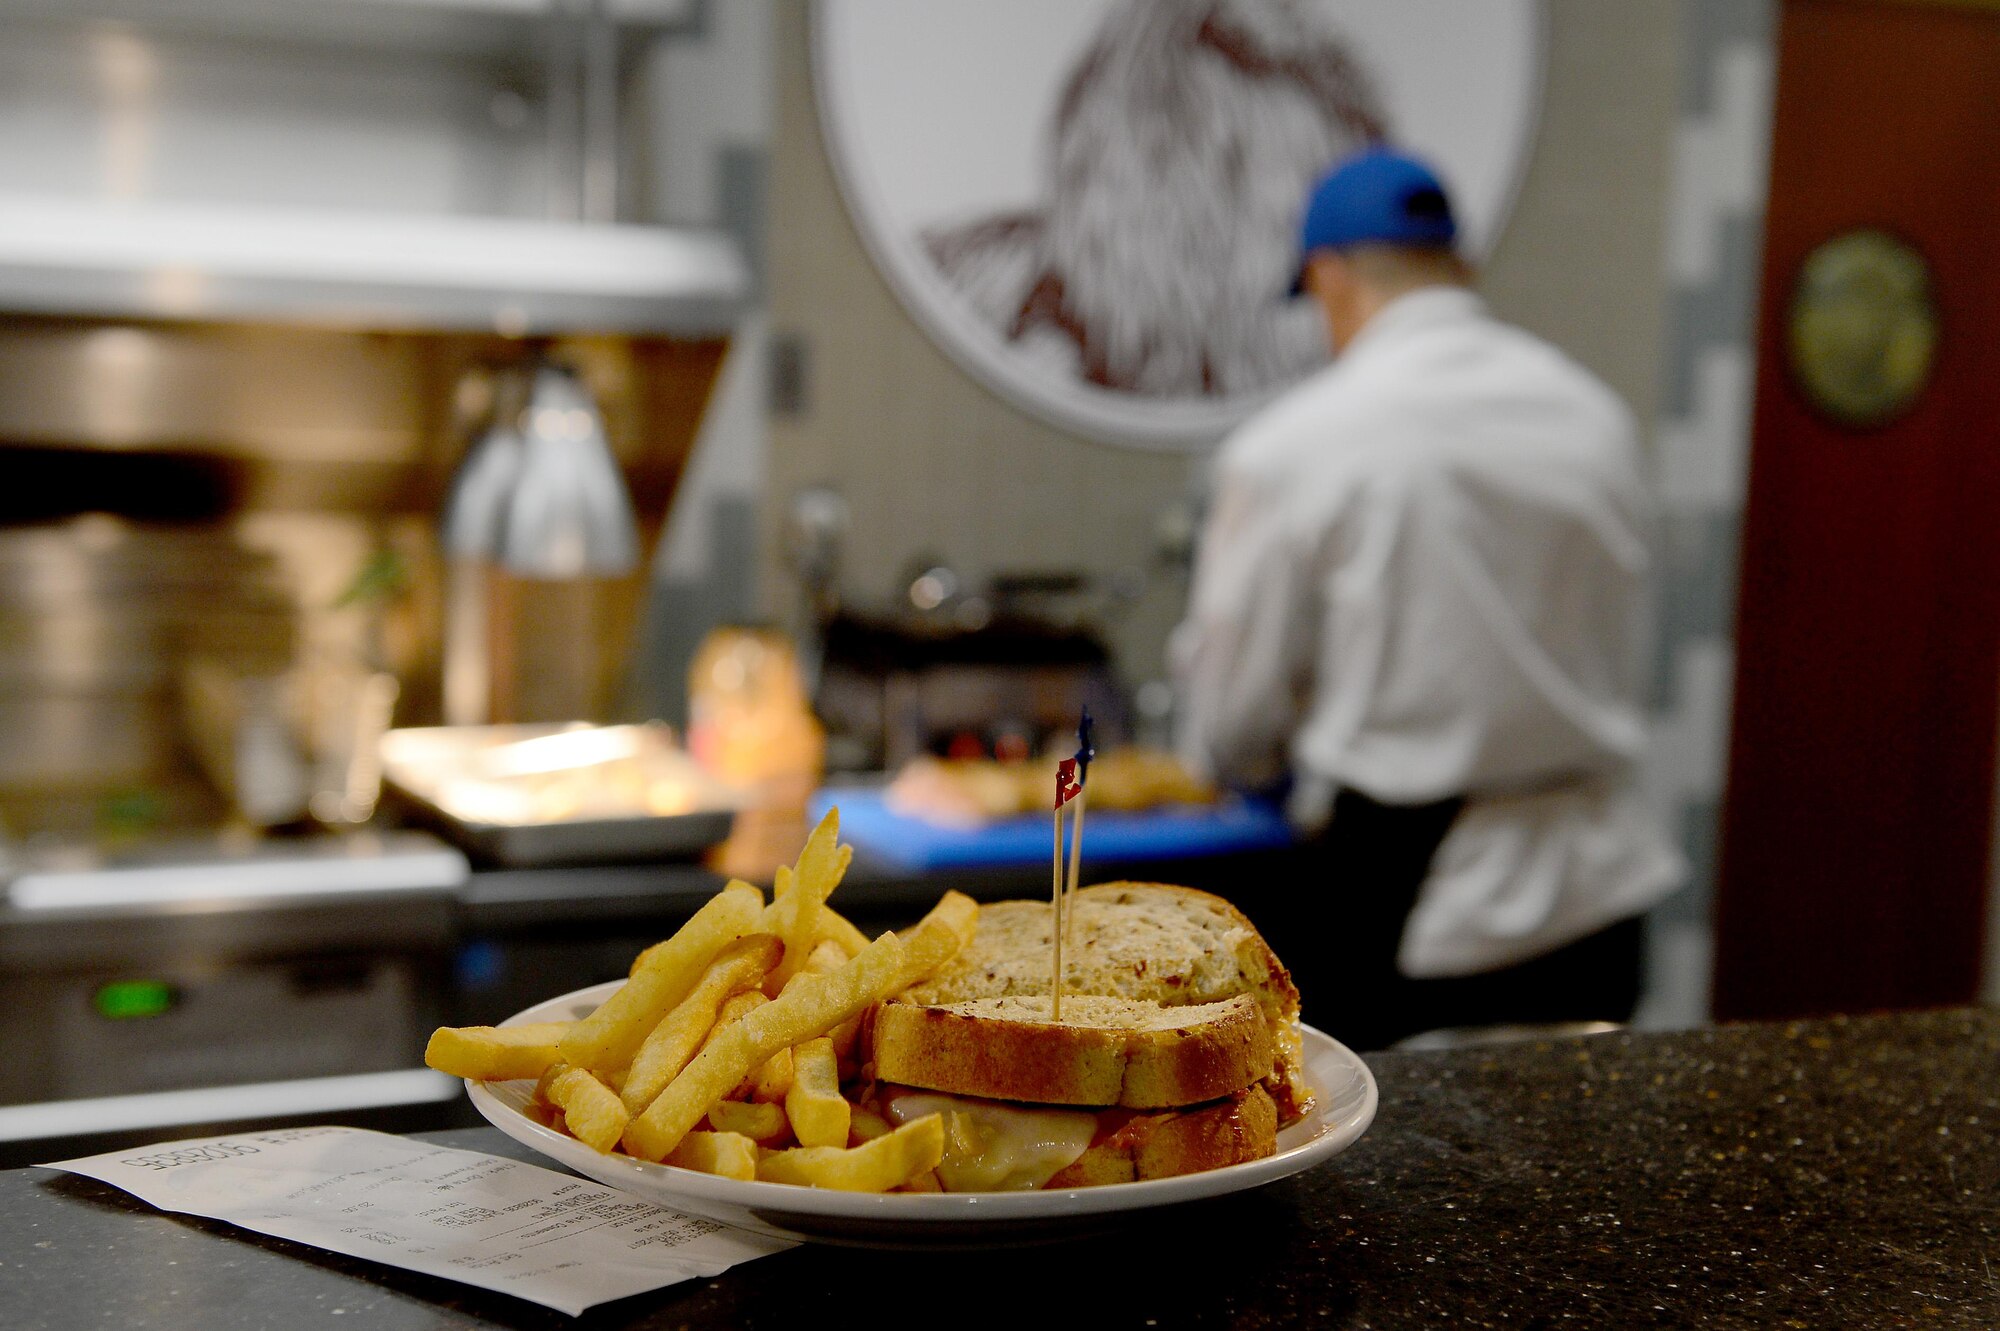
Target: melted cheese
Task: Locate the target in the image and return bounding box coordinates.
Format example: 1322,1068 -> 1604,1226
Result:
882,1091 -> 1097,1192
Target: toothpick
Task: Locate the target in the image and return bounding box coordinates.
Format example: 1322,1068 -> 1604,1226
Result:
1061,708 -> 1095,964
1063,787 -> 1087,959
1051,804 -> 1066,1022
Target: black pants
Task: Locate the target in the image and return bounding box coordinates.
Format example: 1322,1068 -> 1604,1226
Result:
1253,789 -> 1644,1052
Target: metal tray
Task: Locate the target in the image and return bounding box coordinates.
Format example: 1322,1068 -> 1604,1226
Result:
379,724 -> 741,868
390,795 -> 735,868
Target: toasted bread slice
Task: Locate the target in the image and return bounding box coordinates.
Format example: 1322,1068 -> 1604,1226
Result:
897,883 -> 1310,1121
902,883 -> 1296,1012
872,993 -> 1272,1109
1045,1084 -> 1279,1188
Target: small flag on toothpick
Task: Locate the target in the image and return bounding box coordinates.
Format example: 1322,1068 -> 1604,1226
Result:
1054,758 -> 1083,810
1062,709 -> 1095,956
1050,709 -> 1096,1021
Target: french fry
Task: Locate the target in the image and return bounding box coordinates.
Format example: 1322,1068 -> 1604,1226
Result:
664,1130 -> 759,1181
701,989 -> 774,1100
819,906 -> 872,957
537,1063 -> 629,1154
621,933 -> 782,1114
780,828 -> 852,908
895,890 -> 980,989
785,1037 -> 849,1149
561,881 -> 763,1076
690,990 -> 795,1103
780,943 -> 860,1055
899,1170 -> 944,1194
623,929 -> 908,1161
756,1114 -> 945,1192
424,1022 -> 568,1081
762,860 -> 864,965
750,1045 -> 794,1103
705,1099 -> 790,1144
762,811 -> 846,995
802,939 -> 847,974
788,941 -> 862,1059
629,883 -> 765,976
713,988 -> 765,1023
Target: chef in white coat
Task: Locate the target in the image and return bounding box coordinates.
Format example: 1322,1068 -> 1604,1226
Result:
1172,147 -> 1683,1048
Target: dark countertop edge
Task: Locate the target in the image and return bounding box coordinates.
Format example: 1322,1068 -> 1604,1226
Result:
6,1007 -> 2000,1330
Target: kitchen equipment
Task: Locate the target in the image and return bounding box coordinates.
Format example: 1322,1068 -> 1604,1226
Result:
380,723 -> 743,867
0,196 -> 748,336
441,361 -> 644,726
303,652 -> 402,827
0,829 -> 467,1167
177,658 -> 313,828
0,0 -> 749,333
783,484 -> 850,690
501,363 -> 639,578
0,0 -> 758,1161
0,518 -> 297,838
813,607 -> 1125,772
449,362 -> 649,725
441,367 -> 529,727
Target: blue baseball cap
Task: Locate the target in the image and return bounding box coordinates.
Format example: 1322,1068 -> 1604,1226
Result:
1292,147 -> 1458,294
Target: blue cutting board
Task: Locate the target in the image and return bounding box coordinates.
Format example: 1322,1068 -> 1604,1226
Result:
808,788 -> 1293,871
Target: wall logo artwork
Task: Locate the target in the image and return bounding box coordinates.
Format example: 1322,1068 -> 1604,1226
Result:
814,0 -> 1546,450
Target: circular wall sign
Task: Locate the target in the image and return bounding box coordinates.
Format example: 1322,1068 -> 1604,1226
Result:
1787,229 -> 1939,430
813,0 -> 1547,450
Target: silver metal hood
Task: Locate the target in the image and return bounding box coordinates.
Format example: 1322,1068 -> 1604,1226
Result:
0,195 -> 750,336
0,0 -> 752,336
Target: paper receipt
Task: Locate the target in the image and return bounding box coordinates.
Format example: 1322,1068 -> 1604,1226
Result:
43,1126 -> 793,1316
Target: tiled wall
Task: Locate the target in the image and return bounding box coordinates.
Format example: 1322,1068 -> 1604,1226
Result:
1635,0 -> 1776,1027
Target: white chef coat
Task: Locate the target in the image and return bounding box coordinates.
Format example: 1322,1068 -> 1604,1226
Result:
1171,286 -> 1683,978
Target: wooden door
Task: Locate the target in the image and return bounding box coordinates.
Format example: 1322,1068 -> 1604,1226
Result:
1713,0 -> 2000,1020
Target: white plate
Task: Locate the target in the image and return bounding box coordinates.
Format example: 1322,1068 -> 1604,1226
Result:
469,980 -> 1377,1247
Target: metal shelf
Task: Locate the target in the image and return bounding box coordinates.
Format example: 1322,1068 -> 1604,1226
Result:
0,0 -> 701,59
0,195 -> 750,335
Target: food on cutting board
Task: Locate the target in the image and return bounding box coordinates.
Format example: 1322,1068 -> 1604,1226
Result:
885,746 -> 1216,826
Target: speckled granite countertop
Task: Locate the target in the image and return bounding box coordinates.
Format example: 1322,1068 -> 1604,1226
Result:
5,1008 -> 1997,1329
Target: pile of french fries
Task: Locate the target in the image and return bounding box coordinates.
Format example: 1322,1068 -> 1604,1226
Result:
425,810 -> 978,1194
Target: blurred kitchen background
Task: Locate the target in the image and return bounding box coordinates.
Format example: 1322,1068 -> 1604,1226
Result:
2,0 -> 1993,1165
